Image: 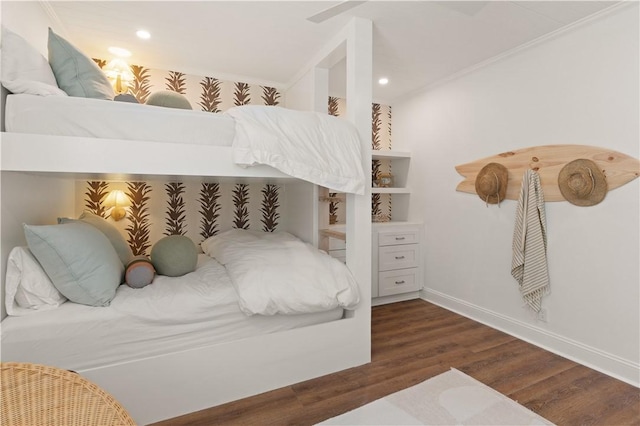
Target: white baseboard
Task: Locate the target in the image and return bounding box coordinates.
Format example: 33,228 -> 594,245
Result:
421,289 -> 640,388
372,291 -> 421,306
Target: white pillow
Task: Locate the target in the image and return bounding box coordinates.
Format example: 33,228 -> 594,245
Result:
2,79 -> 67,96
0,26 -> 63,95
4,246 -> 67,316
201,229 -> 264,264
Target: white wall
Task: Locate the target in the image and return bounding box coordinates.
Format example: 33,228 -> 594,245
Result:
394,4 -> 639,385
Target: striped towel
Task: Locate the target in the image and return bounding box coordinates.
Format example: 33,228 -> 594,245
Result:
511,169 -> 550,312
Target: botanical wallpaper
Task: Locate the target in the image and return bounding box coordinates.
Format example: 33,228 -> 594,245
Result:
328,97 -> 393,223
82,61 -> 392,254
80,180 -> 281,256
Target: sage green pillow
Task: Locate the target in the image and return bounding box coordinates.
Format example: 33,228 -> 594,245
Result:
58,211 -> 134,267
47,28 -> 114,100
151,235 -> 198,277
146,91 -> 192,109
24,222 -> 123,307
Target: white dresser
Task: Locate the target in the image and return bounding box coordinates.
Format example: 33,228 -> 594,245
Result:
372,222 -> 423,305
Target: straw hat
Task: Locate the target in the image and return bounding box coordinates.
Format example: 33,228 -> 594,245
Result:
475,162 -> 508,205
558,159 -> 607,206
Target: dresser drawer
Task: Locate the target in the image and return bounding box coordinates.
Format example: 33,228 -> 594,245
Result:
379,268 -> 419,296
379,229 -> 420,246
378,244 -> 419,271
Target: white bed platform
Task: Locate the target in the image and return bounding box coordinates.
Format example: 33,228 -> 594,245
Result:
0,18 -> 372,424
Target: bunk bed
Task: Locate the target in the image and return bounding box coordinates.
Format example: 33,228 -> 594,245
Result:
0,18 -> 373,424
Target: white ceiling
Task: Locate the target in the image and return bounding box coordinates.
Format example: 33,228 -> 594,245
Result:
46,1 -> 621,104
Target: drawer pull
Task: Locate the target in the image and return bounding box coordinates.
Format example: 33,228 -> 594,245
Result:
395,255 -> 405,260
395,237 -> 406,240
395,280 -> 406,285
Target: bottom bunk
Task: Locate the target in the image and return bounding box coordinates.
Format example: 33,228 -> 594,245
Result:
2,253 -> 368,424
1,254 -> 347,372
0,171 -> 371,424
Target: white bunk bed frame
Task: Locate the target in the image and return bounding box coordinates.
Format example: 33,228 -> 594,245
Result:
0,19 -> 372,424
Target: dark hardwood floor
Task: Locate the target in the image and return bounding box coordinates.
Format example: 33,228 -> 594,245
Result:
153,299 -> 639,425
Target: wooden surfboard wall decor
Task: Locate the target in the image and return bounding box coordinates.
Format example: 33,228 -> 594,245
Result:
456,145 -> 640,202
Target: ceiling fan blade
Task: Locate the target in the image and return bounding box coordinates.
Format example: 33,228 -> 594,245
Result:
307,0 -> 368,23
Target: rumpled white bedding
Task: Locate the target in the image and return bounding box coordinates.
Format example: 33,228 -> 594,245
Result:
0,255 -> 344,371
227,105 -> 366,194
202,229 -> 360,315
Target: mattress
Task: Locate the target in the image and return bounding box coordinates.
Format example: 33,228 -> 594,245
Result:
0,255 -> 343,371
4,94 -> 236,146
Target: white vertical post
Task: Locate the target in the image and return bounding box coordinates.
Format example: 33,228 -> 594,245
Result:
346,17 -> 373,309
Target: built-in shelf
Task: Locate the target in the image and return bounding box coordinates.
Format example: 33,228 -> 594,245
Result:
372,187 -> 411,194
319,228 -> 346,241
371,150 -> 411,160
371,149 -> 412,223
318,195 -> 345,202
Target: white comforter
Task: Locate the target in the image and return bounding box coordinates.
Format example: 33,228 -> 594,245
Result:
226,105 -> 365,195
202,229 -> 360,315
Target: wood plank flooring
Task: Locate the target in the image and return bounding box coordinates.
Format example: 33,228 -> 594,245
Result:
153,299 -> 639,425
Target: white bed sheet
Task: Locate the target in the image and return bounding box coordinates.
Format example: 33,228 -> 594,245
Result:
4,94 -> 236,146
0,255 -> 343,371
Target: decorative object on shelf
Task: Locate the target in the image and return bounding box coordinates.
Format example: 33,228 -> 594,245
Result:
375,173 -> 394,188
372,213 -> 390,223
558,159 -> 607,207
475,162 -> 508,206
455,145 -> 639,202
103,190 -> 131,221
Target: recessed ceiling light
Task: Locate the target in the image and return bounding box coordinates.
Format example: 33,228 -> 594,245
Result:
108,46 -> 131,57
378,77 -> 389,85
136,30 -> 151,40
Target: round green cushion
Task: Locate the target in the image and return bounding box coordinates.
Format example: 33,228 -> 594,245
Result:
145,91 -> 192,109
151,235 -> 197,277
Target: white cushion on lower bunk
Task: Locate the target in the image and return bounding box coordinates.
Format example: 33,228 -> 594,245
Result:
4,246 -> 67,316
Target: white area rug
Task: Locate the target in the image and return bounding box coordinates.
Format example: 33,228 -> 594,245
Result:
319,368 -> 554,425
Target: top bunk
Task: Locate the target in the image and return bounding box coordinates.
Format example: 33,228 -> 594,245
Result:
0,20 -> 371,195
1,94 -> 364,192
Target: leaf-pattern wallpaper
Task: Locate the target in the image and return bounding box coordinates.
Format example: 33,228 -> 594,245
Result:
164,182 -> 187,236
234,82 -> 251,106
326,98 -> 393,223
126,182 -> 153,256
199,77 -> 222,113
130,65 -> 152,104
165,71 -> 187,94
232,184 -> 250,230
261,185 -> 280,232
85,181 -> 109,218
81,181 -> 282,254
199,183 -> 221,240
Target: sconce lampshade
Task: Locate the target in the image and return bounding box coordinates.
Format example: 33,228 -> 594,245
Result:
104,58 -> 135,94
104,190 -> 131,221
